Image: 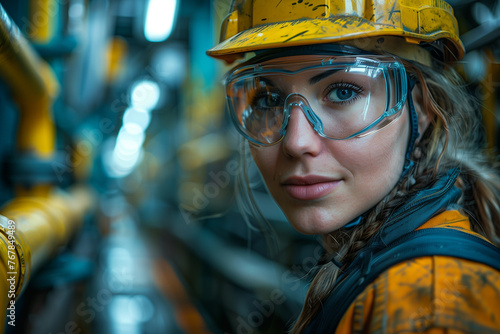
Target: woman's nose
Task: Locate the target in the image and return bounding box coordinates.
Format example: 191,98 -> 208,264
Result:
281,104 -> 323,158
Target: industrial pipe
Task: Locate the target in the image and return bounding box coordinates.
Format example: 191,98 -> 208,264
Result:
0,3 -> 59,197
0,186 -> 95,328
0,3 -> 95,332
29,0 -> 57,43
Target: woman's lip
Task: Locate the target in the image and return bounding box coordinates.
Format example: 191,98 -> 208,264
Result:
282,176 -> 341,200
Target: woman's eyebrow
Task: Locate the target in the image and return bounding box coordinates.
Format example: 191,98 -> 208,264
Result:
246,76 -> 275,88
309,69 -> 341,85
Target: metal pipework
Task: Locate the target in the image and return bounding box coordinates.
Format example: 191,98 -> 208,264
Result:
0,4 -> 59,157
0,2 -> 60,198
0,186 -> 95,326
0,3 -> 96,332
29,0 -> 57,43
0,3 -> 59,198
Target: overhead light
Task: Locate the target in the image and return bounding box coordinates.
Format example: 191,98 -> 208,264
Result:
130,79 -> 161,110
122,107 -> 152,131
144,0 -> 178,42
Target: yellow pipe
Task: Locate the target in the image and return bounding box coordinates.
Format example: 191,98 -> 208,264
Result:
29,0 -> 57,43
0,4 -> 59,156
0,186 -> 95,330
0,3 -> 60,198
105,36 -> 128,83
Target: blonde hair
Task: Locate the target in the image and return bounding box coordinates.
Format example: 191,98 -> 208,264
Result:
286,60 -> 500,333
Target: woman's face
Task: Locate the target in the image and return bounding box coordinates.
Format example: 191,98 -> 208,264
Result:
245,56 -> 411,234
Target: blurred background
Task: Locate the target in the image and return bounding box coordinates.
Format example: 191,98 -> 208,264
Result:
0,0 -> 498,333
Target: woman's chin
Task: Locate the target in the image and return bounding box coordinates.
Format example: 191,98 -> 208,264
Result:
285,212 -> 351,235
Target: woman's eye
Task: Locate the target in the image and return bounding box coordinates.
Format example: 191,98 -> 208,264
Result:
253,92 -> 283,109
330,88 -> 355,101
326,84 -> 362,103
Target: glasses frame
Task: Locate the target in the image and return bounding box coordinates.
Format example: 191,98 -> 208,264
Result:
224,55 -> 408,146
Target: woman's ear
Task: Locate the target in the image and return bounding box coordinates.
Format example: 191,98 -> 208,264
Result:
411,84 -> 430,144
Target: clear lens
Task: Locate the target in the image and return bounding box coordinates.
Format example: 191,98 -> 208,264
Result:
225,56 -> 407,146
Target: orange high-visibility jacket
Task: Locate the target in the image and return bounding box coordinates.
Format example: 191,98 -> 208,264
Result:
335,210 -> 500,333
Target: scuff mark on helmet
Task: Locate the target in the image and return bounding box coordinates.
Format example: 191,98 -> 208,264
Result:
284,30 -> 309,43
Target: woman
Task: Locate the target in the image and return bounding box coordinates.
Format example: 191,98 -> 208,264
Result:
208,0 -> 500,332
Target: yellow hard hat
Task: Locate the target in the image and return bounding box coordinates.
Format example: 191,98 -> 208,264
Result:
207,0 -> 464,64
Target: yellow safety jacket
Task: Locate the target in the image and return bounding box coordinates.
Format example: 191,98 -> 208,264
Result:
336,210 -> 500,333
304,170 -> 500,333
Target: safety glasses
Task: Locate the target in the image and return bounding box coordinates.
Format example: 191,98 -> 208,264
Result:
224,55 -> 408,146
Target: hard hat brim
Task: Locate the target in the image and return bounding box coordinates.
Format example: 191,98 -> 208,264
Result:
207,17 -> 464,64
